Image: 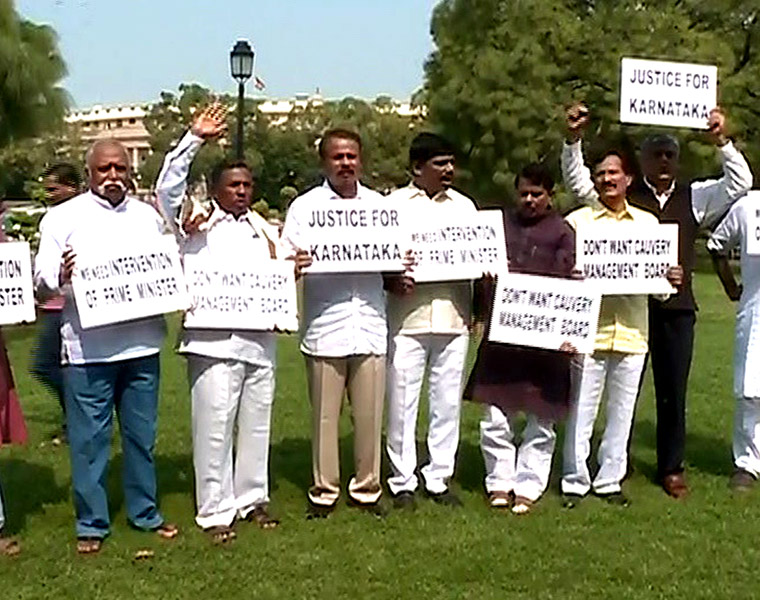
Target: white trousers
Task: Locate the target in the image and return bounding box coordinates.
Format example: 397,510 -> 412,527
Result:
561,352 -> 645,496
0,478 -> 4,531
480,404 -> 556,501
188,356 -> 275,529
734,395 -> 760,477
386,333 -> 468,495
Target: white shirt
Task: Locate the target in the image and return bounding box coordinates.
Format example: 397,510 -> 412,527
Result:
561,140 -> 753,229
282,180 -> 387,357
34,191 -> 166,365
156,131 -> 283,367
386,183 -> 476,335
707,196 -> 760,398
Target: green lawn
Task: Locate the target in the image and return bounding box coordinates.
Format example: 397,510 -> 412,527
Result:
0,271 -> 755,599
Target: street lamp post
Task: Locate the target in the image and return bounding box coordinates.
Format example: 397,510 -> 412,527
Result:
229,40 -> 255,159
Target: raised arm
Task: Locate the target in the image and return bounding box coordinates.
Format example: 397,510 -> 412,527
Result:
560,103 -> 599,205
706,202 -> 743,301
155,103 -> 227,231
692,108 -> 754,230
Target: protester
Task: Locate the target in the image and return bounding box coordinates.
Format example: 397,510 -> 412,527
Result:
707,195 -> 760,492
282,129 -> 390,518
31,163 -> 81,444
563,104 -> 753,498
561,150 -> 683,507
34,139 -> 178,554
384,133 -> 475,509
0,204 -> 28,557
465,163 -> 578,514
155,104 -> 284,542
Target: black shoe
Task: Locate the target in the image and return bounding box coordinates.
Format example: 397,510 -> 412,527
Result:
347,497 -> 389,519
598,492 -> 630,507
306,502 -> 335,520
426,489 -> 463,508
561,494 -> 583,509
392,491 -> 416,510
730,468 -> 756,493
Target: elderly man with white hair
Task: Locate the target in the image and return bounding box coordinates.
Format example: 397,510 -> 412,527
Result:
34,139 -> 178,554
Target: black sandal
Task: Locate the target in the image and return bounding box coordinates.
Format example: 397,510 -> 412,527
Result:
205,525 -> 236,545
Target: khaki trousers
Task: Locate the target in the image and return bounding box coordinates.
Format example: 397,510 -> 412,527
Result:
305,354 -> 385,506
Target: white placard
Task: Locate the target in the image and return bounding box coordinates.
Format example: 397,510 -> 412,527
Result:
410,210 -> 508,282
488,273 -> 601,354
575,223 -> 679,295
183,257 -> 298,331
302,198 -> 408,273
0,242 -> 36,325
620,57 -> 717,129
745,192 -> 760,256
72,237 -> 188,329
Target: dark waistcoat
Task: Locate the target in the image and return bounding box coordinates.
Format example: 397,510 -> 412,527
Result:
629,180 -> 698,311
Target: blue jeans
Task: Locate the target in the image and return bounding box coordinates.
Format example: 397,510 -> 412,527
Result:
31,310 -> 65,417
64,354 -> 164,538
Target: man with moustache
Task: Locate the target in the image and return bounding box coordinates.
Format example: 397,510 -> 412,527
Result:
155,105 -> 284,541
466,163 -> 577,514
563,104 -> 753,498
384,133 -> 475,509
561,150 -> 683,507
34,139 -> 178,554
282,129 -> 389,518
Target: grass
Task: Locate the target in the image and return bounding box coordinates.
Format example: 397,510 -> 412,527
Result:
0,271 -> 755,599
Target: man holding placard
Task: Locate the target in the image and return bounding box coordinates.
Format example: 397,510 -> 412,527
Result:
561,150 -> 683,507
707,193 -> 760,492
155,105 -> 289,541
384,133 -> 476,509
466,163 -> 579,514
563,101 -> 753,499
282,129 -> 391,518
34,140 -> 178,554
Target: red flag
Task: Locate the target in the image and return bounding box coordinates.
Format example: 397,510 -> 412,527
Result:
254,75 -> 266,91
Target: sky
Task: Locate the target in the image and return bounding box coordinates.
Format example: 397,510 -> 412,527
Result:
16,0 -> 440,109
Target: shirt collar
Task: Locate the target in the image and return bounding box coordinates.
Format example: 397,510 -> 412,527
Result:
321,179 -> 367,200
591,199 -> 636,221
643,177 -> 676,200
88,189 -> 131,211
204,204 -> 258,231
407,182 -> 453,203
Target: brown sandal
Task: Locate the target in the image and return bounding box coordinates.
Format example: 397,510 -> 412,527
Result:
154,522 -> 179,540
76,537 -> 102,555
488,490 -> 513,509
205,525 -> 236,545
244,505 -> 279,529
0,534 -> 20,557
511,496 -> 534,515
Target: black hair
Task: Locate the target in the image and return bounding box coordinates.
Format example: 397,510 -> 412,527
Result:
593,149 -> 635,176
318,128 -> 362,159
641,133 -> 680,157
43,162 -> 81,189
408,132 -> 455,166
514,162 -> 554,192
209,159 -> 252,190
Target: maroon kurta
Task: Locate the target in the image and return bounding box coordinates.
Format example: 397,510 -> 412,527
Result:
464,209 -> 576,420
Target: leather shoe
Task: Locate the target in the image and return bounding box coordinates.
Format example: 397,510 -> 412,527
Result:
729,468 -> 756,493
662,473 -> 689,499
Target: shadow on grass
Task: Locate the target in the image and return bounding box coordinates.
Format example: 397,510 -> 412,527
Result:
632,418 -> 733,480
0,458 -> 67,534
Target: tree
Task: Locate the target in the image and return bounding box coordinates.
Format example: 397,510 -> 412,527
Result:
424,0 -> 759,206
0,0 -> 68,148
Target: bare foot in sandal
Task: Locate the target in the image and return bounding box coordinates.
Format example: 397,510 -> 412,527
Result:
76,537 -> 102,555
154,522 -> 179,540
1,533 -> 21,557
244,505 -> 279,529
511,496 -> 534,515
205,525 -> 236,545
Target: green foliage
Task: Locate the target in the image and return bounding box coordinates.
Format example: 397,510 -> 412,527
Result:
425,0 -> 760,205
139,85 -> 424,204
0,0 -> 68,148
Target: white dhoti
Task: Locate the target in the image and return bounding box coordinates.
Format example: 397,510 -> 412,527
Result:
188,355 -> 275,529
480,404 -> 556,501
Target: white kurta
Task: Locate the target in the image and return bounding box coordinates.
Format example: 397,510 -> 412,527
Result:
707,196 -> 760,399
